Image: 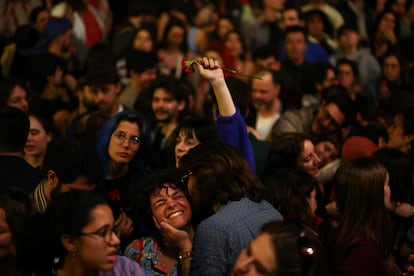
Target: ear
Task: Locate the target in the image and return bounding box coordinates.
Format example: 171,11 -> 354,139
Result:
115,82 -> 121,95
404,134 -> 414,145
315,83 -> 322,92
46,132 -> 53,143
61,234 -> 77,252
177,100 -> 186,112
274,84 -> 281,97
44,170 -> 59,199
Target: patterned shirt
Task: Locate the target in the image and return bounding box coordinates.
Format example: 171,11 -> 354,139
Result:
124,236 -> 178,276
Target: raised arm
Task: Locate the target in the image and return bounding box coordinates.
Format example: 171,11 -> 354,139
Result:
195,57 -> 256,173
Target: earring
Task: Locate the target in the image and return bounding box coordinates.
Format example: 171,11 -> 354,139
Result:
70,251 -> 77,263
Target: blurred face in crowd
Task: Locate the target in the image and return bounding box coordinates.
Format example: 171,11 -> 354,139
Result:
307,14 -> 324,40
315,140 -> 338,167
60,29 -> 73,51
34,10 -> 49,33
391,0 -> 406,16
133,29 -> 154,52
281,9 -> 301,30
79,85 -> 98,111
312,102 -> 345,135
387,114 -> 414,153
152,88 -> 185,124
25,115 -> 53,161
150,184 -> 192,230
383,55 -> 401,82
284,31 -> 307,65
6,85 -> 29,113
298,140 -> 321,179
93,83 -> 121,116
378,12 -> 396,32
217,17 -> 234,40
337,63 -> 356,91
225,31 -> 244,58
139,69 -> 157,89
231,232 -> 277,276
251,71 -> 280,111
167,25 -> 185,48
339,29 -> 359,51
175,129 -> 201,167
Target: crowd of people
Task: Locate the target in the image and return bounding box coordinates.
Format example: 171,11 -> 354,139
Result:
1,0 -> 414,275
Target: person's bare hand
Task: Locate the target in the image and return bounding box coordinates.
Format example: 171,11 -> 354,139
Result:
153,216 -> 192,251
115,211 -> 134,238
195,57 -> 224,83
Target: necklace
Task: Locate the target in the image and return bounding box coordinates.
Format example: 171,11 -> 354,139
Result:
154,245 -> 177,276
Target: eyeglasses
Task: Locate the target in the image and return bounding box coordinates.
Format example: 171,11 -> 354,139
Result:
176,171 -> 192,195
112,131 -> 141,145
79,226 -> 120,244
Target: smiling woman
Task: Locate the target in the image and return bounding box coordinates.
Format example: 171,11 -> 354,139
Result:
125,168 -> 194,276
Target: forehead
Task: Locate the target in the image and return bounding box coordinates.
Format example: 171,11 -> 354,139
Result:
91,83 -> 117,91
29,115 -> 43,128
384,55 -> 399,64
136,29 -> 151,37
169,25 -> 185,34
114,120 -> 140,133
286,31 -> 305,41
10,85 -> 26,96
226,32 -> 241,41
179,128 -> 196,138
151,183 -> 180,197
86,204 -> 113,227
283,9 -> 299,19
153,88 -> 174,99
302,139 -> 315,153
338,63 -> 352,71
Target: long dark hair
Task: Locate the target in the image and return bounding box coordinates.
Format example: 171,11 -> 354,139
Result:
263,167 -> 317,227
17,191 -> 108,275
335,158 -> 391,258
179,141 -> 263,212
263,132 -> 312,179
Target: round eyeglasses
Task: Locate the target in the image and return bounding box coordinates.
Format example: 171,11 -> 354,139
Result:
112,131 -> 141,145
79,226 -> 120,244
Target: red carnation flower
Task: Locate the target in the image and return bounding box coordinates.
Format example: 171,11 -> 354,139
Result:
182,58 -> 196,74
108,188 -> 121,204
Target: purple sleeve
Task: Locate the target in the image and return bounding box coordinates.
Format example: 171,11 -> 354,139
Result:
216,108 -> 256,173
99,256 -> 146,276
